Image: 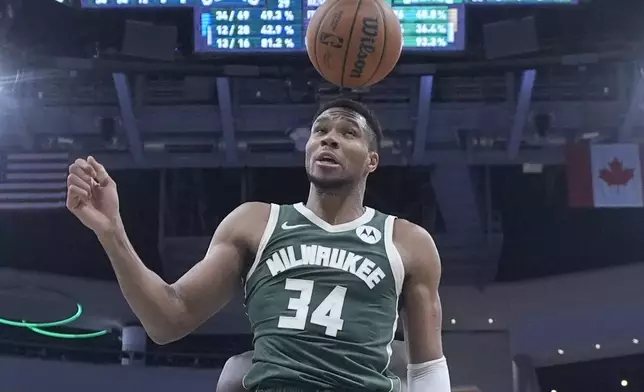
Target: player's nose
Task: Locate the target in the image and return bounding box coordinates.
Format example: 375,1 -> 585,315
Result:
320,129 -> 340,149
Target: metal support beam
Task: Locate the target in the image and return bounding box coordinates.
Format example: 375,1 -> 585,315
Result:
216,77 -> 238,163
618,67 -> 644,141
413,75 -> 434,162
113,73 -> 144,165
507,69 -> 536,159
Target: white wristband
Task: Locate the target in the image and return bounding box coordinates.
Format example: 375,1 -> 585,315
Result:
407,356 -> 451,392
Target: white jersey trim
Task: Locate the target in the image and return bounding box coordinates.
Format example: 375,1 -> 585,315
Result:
244,203 -> 280,296
384,215 -> 405,296
383,215 -> 405,392
385,296 -> 402,392
293,202 -> 375,233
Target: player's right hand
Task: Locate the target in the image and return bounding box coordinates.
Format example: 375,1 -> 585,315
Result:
66,156 -> 120,235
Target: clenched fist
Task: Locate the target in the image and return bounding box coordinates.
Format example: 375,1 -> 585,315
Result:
66,156 -> 120,235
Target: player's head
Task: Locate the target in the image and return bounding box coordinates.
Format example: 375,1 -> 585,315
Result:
305,98 -> 382,190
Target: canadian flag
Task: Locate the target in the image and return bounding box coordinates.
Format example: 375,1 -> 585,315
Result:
566,143 -> 644,208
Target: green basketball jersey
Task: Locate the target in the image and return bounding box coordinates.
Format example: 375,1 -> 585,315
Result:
242,203 -> 405,392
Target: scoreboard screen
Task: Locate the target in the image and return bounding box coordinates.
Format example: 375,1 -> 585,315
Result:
80,0 -> 576,7
79,0 -> 576,53
194,0 -> 465,52
81,0 -> 193,6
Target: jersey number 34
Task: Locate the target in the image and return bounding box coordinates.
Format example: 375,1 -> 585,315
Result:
277,278 -> 347,337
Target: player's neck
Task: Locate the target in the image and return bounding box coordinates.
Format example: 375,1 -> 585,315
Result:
305,183 -> 365,226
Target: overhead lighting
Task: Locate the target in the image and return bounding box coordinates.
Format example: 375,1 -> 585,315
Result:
633,338 -> 639,344
621,380 -> 628,387
550,390 -> 558,392
595,344 -> 601,350
487,318 -> 494,324
450,319 -> 456,325
557,349 -> 564,355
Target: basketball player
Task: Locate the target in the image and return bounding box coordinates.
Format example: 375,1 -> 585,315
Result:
217,341 -> 410,392
66,98 -> 450,392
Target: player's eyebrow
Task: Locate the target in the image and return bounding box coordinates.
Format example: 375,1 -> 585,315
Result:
317,109 -> 368,132
342,116 -> 363,132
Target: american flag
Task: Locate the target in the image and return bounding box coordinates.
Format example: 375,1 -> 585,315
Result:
0,152 -> 68,210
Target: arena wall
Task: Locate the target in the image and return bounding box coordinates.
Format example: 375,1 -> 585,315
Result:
444,331 -> 513,392
0,356 -> 221,392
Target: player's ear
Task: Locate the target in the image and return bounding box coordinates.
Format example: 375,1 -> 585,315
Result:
367,150 -> 379,173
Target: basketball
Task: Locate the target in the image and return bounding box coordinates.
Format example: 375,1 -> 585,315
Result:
305,0 -> 402,89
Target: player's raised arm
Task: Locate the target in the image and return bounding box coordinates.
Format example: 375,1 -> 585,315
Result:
67,157 -> 269,345
167,201 -> 268,342
394,219 -> 451,392
101,201 -> 266,345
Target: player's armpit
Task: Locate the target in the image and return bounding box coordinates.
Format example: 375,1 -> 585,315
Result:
169,202 -> 271,342
394,219 -> 444,363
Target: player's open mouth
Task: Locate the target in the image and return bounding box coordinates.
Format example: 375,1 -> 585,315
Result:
315,153 -> 340,167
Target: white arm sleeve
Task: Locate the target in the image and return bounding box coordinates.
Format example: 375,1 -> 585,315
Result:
407,356 -> 451,392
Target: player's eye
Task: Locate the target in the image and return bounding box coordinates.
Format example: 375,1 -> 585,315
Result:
344,129 -> 357,137
314,127 -> 327,134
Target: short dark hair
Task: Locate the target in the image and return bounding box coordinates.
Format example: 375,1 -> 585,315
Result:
314,98 -> 383,151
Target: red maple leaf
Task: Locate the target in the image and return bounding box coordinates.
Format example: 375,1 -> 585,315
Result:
598,158 -> 635,187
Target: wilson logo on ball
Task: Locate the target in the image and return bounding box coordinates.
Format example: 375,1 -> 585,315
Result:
349,16 -> 379,79
319,32 -> 344,48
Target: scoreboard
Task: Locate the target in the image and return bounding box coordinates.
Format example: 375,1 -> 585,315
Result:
81,0 -> 193,6
466,0 -> 577,3
79,0 -> 576,53
194,0 -> 465,52
81,0 -> 577,6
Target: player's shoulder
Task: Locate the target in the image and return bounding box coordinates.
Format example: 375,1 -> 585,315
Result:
391,218 -> 439,274
226,202 -> 273,225
219,202 -> 274,243
371,209 -> 435,250
235,201 -> 273,214
233,202 -> 295,215
392,218 -> 434,245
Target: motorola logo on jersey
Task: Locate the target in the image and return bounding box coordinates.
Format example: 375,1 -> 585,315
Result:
355,225 -> 381,245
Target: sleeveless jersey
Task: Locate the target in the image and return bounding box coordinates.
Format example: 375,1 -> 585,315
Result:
243,203 -> 405,392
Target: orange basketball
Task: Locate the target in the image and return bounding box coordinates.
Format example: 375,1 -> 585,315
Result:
306,0 -> 402,89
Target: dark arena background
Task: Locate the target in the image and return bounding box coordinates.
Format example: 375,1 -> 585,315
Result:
1,0 -> 644,391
